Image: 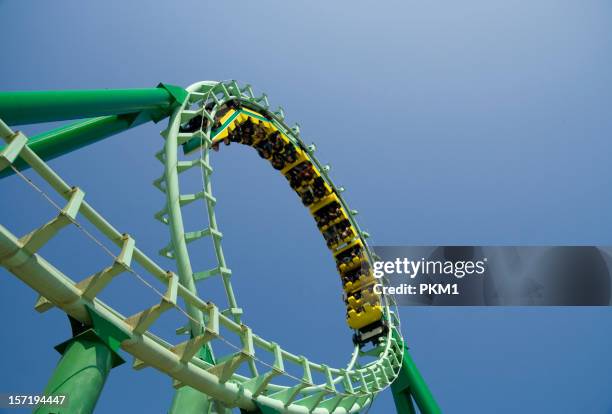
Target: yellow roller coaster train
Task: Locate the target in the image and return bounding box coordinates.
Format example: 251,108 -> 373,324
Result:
179,99 -> 386,345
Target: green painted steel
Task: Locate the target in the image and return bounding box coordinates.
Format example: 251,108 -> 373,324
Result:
0,83 -> 193,178
391,380 -> 418,414
0,84 -> 188,125
170,342 -> 220,414
34,330 -> 116,414
0,82 -> 441,414
391,341 -> 441,414
244,403 -> 282,414
170,387 -> 214,414
162,83 -> 227,414
1,114 -> 144,178
158,81 -> 398,412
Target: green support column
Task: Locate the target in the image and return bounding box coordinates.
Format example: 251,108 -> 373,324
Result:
391,340 -> 441,414
35,329 -> 124,414
0,84 -> 188,125
1,114 -> 143,178
169,346 -> 230,414
170,386 -> 212,414
34,310 -> 129,414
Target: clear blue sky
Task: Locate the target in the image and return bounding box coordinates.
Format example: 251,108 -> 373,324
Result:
1,1 -> 612,413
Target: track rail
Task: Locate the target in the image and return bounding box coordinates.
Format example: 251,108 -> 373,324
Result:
0,81 -> 404,413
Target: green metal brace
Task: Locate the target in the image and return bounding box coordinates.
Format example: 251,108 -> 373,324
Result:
35,308 -> 129,414
0,83 -> 187,126
0,84 -> 219,413
0,83 -> 187,177
0,83 -> 441,414
391,339 -> 441,414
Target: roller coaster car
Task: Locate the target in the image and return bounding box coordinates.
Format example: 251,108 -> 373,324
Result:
227,118 -> 250,144
298,182 -> 330,207
352,319 -> 389,347
290,170 -> 331,207
345,283 -> 380,310
347,302 -> 383,330
239,102 -> 269,118
312,177 -> 329,199
341,266 -> 363,284
322,219 -> 356,250
334,240 -> 365,274
342,266 -> 376,293
215,105 -> 232,122
192,100 -> 389,345
210,113 -> 226,132
312,197 -> 345,228
286,162 -> 315,189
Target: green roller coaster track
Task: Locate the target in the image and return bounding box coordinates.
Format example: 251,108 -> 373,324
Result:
0,81 -> 440,414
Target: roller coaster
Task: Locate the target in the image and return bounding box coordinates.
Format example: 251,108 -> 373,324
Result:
0,81 -> 440,414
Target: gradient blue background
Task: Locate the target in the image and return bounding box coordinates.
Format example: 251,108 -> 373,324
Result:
1,1 -> 612,413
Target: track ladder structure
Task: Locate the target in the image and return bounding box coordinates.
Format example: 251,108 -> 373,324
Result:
0,82 -> 440,414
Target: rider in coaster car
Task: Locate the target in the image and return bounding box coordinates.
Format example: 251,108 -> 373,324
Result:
336,221 -> 353,240
300,188 -> 315,206
324,209 -> 340,225
326,234 -> 341,248
315,202 -> 339,227
288,162 -> 306,176
214,102 -> 234,122
269,132 -> 285,152
333,223 -> 353,247
251,124 -> 266,144
255,139 -> 273,159
297,165 -> 315,186
271,154 -> 285,170
337,248 -> 361,271
340,228 -> 354,241
343,268 -> 361,283
323,227 -> 341,246
312,177 -> 328,199
179,115 -> 205,133
282,143 -> 297,164
289,163 -> 311,188
240,119 -> 255,140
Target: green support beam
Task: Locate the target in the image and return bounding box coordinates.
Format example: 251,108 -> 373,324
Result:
391,341 -> 441,414
0,83 -> 195,178
170,387 -> 213,414
34,329 -> 124,414
34,310 -> 128,414
0,80 -> 436,414
1,114 -> 143,177
169,345 -> 224,414
0,84 -> 188,125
